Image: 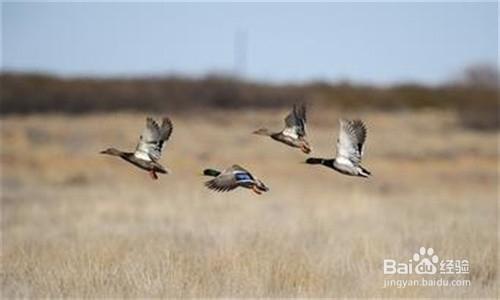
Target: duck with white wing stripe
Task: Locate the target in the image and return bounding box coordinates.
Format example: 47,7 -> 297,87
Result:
100,116 -> 173,180
306,119 -> 371,178
253,103 -> 312,154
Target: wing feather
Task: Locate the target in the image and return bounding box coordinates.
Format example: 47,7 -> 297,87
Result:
283,104 -> 307,138
134,117 -> 173,161
335,119 -> 367,166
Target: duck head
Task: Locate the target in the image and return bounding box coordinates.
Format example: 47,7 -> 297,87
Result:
253,128 -> 272,136
100,147 -> 122,156
203,169 -> 221,177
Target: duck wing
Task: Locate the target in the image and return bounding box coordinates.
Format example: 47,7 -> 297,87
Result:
205,165 -> 255,192
282,104 -> 307,139
134,117 -> 173,162
335,119 -> 367,166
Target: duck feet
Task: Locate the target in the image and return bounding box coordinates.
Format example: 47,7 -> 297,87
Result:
149,170 -> 158,180
300,144 -> 311,154
252,185 -> 262,195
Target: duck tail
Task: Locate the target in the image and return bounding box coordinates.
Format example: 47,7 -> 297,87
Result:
305,158 -> 324,165
156,165 -> 168,174
358,166 -> 371,178
203,169 -> 221,177
255,180 -> 269,192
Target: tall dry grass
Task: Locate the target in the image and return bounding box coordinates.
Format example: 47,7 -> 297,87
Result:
1,109 -> 497,297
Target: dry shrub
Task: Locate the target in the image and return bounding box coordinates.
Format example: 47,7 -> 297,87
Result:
1,71 -> 498,118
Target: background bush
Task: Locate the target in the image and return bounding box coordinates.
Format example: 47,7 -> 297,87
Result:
1,66 -> 497,130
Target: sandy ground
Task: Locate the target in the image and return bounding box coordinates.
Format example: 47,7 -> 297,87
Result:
1,109 -> 497,297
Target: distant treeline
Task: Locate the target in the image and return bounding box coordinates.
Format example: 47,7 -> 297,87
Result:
1,68 -> 498,129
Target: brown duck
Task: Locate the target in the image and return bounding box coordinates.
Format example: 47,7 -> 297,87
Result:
203,164 -> 269,195
253,104 -> 311,154
100,117 -> 173,180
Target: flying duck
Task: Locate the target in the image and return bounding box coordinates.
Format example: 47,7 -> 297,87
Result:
306,119 -> 371,178
253,104 -> 312,154
203,164 -> 269,195
100,116 -> 173,180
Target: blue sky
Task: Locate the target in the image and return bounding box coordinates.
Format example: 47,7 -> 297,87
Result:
2,2 -> 498,84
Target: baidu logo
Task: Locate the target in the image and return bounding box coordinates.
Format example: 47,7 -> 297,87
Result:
413,247 -> 439,274
383,247 -> 469,275
382,246 -> 472,289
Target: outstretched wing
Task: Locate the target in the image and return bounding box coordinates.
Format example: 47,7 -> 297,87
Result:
282,104 -> 307,139
335,119 -> 367,166
134,117 -> 173,162
205,165 -> 255,192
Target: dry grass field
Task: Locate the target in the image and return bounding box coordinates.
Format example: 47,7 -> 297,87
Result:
1,109 -> 497,297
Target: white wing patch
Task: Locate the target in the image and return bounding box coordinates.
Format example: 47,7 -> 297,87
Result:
133,151 -> 152,161
335,156 -> 354,168
282,127 -> 299,139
